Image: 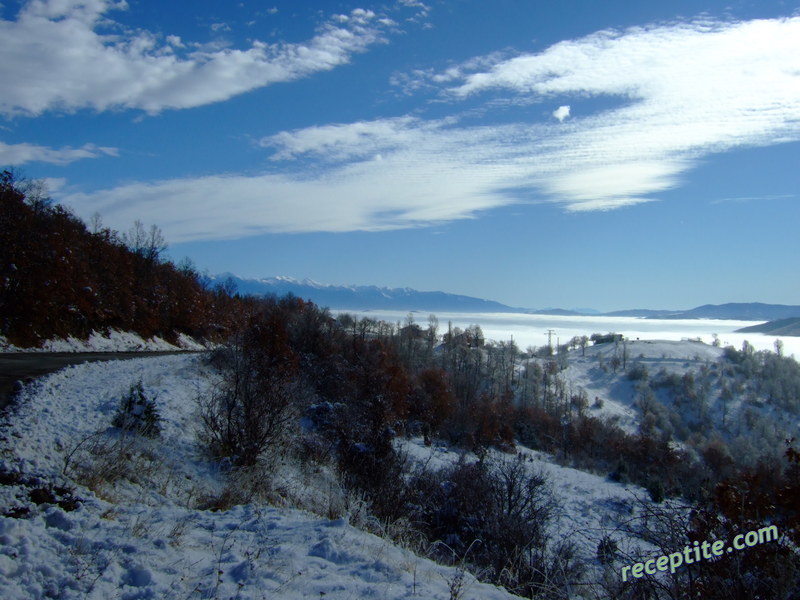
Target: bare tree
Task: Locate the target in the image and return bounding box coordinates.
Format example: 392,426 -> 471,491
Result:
122,220 -> 167,263
198,332 -> 298,467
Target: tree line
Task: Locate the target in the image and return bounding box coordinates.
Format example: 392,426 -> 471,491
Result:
0,171 -> 249,347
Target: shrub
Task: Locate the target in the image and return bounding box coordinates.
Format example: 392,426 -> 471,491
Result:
596,535 -> 618,565
62,429 -> 164,496
111,381 -> 161,437
198,333 -> 298,467
609,458 -> 629,483
626,362 -> 649,381
646,478 -> 665,503
405,454 -> 557,594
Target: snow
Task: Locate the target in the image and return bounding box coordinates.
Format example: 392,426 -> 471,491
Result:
400,438 -> 662,579
0,354 -> 522,599
560,339 -> 725,431
0,329 -> 208,353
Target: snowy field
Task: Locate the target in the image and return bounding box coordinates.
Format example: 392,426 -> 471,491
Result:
341,310 -> 800,357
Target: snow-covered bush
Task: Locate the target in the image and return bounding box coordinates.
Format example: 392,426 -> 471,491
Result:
62,429 -> 165,495
111,380 -> 161,437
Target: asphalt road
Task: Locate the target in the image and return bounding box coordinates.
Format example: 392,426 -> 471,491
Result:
0,351 -> 203,410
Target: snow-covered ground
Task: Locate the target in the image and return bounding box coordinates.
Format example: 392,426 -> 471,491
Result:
401,438 -> 660,581
0,354 -> 526,599
559,339 -> 725,431
0,329 -> 208,353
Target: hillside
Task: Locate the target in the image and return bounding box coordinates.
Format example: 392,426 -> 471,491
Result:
736,317 -> 800,336
0,172 -> 246,348
0,355 -> 523,599
0,352 -> 665,600
2,301 -> 799,598
607,302 -> 800,321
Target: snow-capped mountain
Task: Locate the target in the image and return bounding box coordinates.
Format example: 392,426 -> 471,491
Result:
211,273 -> 522,313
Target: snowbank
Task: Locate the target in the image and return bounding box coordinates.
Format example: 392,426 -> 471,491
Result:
0,330 -> 208,353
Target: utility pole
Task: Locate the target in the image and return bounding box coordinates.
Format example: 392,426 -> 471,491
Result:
546,329 -> 556,355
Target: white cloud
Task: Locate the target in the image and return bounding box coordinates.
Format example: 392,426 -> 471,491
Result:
260,117 -> 426,161
59,157 -> 506,242
439,16 -> 800,209
711,193 -> 795,204
58,15 -> 800,239
0,0 -> 390,115
396,0 -> 430,21
0,140 -> 118,165
552,105 -> 570,122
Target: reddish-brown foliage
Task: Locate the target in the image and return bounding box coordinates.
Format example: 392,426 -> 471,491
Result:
0,171 -> 245,346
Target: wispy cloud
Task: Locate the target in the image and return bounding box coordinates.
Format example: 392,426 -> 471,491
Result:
260,117 -> 431,161
59,154 -> 509,241
710,193 -> 796,204
60,15 -> 800,240
0,0 -> 391,116
395,0 -> 430,23
0,140 -> 118,165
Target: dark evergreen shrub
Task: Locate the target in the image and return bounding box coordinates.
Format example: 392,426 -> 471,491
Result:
112,381 -> 161,437
646,478 -> 665,503
596,535 -> 618,565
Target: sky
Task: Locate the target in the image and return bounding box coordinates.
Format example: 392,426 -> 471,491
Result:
1,0 -> 799,312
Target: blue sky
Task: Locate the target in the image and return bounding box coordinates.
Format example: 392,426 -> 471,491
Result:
1,0 -> 798,312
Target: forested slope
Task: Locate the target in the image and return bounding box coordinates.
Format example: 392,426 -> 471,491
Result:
0,171 -> 247,347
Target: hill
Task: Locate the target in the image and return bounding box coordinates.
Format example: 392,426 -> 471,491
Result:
0,172 -> 245,348
608,302 -> 800,321
736,317 -> 800,336
3,299 -> 799,598
0,354 -> 522,600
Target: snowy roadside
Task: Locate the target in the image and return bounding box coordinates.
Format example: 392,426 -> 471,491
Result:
0,354 -> 523,600
0,330 -> 209,353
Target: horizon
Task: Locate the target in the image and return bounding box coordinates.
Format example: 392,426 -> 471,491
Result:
216,271 -> 800,314
2,0 -> 799,312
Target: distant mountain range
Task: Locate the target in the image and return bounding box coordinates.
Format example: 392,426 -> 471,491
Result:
607,303 -> 800,321
213,274 -> 519,313
213,274 -> 800,322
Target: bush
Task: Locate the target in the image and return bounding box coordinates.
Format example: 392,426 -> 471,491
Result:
111,381 -> 161,437
405,454 -> 558,595
609,458 -> 629,483
646,478 -> 665,503
198,331 -> 298,467
596,535 -> 618,565
626,362 -> 649,381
